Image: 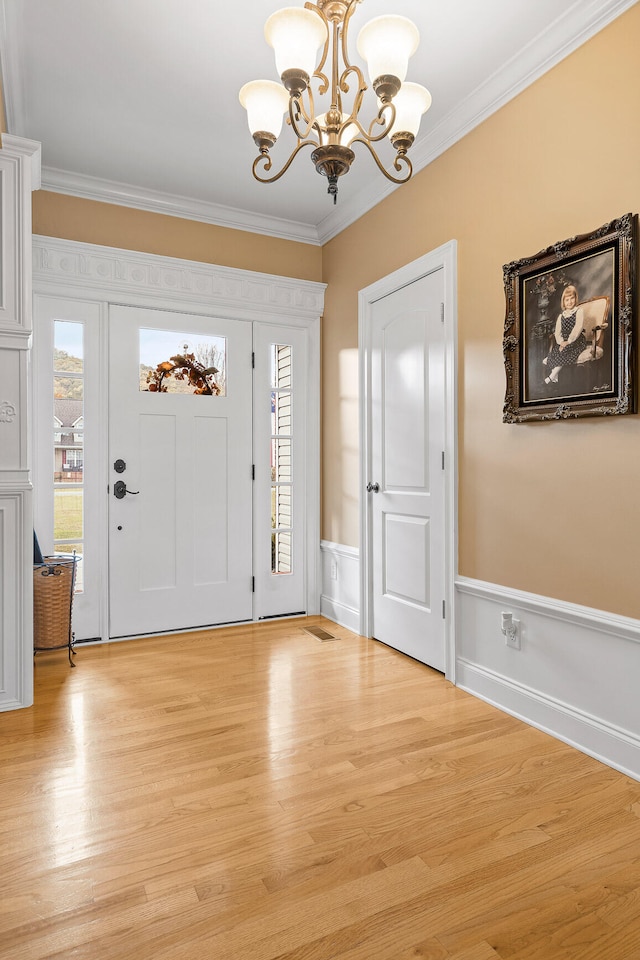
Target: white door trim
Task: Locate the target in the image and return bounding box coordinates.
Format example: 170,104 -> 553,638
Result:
358,241 -> 458,681
32,236 -> 325,634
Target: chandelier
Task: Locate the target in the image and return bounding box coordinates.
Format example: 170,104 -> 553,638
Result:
239,0 -> 431,203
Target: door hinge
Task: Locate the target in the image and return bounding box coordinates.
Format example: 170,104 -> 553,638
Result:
252,576 -> 255,593
252,464 -> 255,480
441,451 -> 445,471
251,351 -> 255,368
440,302 -> 445,323
442,600 -> 446,619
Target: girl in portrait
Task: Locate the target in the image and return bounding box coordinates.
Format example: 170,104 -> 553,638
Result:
542,284 -> 588,384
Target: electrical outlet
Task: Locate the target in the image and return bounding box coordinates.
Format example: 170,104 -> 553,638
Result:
501,612 -> 521,649
505,620 -> 521,649
330,558 -> 338,580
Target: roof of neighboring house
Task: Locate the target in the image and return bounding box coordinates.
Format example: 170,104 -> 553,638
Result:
54,398 -> 83,427
54,398 -> 83,449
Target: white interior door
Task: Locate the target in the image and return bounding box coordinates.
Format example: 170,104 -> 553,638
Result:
108,306 -> 253,638
369,270 -> 446,670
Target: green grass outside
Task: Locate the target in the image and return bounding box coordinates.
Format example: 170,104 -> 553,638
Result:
54,490 -> 83,541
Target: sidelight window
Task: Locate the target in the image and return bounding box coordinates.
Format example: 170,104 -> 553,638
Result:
53,320 -> 84,591
271,345 -> 293,574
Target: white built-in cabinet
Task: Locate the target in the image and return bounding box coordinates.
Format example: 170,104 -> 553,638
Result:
0,135 -> 41,711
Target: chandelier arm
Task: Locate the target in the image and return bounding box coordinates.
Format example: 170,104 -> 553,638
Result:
314,70 -> 331,97
392,152 -> 413,179
289,87 -> 317,141
350,137 -> 413,185
252,140 -> 318,185
364,102 -> 396,143
306,2 -> 331,95
313,68 -> 331,97
340,0 -> 362,73
339,62 -> 366,114
345,104 -> 396,145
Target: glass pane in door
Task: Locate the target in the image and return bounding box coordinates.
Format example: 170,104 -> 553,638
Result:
53,320 -> 85,592
139,328 -> 227,395
270,344 -> 293,575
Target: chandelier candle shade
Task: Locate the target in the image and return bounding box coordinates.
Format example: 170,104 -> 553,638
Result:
239,0 -> 431,203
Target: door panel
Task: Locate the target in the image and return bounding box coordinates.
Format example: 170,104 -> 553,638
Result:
370,270 -> 446,670
384,513 -> 430,606
193,416 -> 228,584
138,413 -> 176,591
383,311 -> 429,490
108,306 -> 253,638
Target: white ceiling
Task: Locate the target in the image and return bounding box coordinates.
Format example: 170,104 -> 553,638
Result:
1,0 -> 636,245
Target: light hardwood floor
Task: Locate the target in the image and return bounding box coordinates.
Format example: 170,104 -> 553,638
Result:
2,617 -> 640,959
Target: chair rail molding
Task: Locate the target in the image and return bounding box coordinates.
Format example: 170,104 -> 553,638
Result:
456,576 -> 640,781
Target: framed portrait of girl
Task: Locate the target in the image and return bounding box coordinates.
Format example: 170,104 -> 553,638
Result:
503,213 -> 636,421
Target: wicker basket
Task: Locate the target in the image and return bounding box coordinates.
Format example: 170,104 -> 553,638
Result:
33,555 -> 77,666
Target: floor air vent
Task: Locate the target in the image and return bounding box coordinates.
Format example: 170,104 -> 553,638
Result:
303,625 -> 338,642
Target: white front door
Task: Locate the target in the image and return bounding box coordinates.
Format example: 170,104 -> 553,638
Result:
108,306 -> 253,638
368,269 -> 447,671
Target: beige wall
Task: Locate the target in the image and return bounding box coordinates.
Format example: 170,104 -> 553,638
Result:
33,191 -> 323,282
321,4 -> 640,618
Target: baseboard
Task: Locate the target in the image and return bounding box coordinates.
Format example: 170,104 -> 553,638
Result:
320,540 -> 360,633
456,577 -> 640,781
319,595 -> 360,634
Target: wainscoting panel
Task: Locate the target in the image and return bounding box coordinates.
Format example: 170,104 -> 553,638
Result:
320,541 -> 360,634
456,577 -> 640,781
0,491 -> 33,710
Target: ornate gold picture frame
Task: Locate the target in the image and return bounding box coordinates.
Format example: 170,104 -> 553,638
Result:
503,213 -> 636,421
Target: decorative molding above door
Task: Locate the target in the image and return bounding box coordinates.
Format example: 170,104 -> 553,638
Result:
32,236 -> 326,323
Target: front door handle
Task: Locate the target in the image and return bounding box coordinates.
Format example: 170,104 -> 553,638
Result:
113,480 -> 140,499
366,481 -> 380,493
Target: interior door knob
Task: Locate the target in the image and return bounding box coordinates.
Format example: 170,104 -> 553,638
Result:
366,481 -> 380,493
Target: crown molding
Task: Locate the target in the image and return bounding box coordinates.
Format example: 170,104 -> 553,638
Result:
32,235 -> 326,322
3,0 -> 635,245
40,167 -> 321,246
0,134 -> 41,189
